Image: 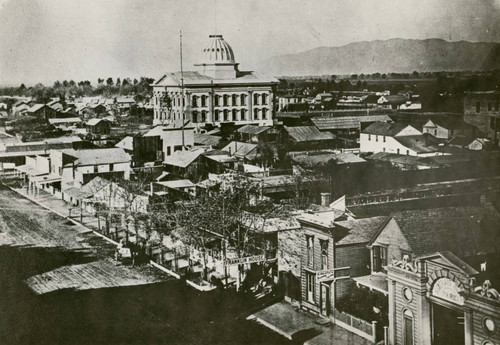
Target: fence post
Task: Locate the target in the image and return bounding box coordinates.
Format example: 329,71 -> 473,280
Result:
372,320 -> 377,343
384,326 -> 388,345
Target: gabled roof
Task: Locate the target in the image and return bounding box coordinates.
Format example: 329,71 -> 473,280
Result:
28,104 -> 46,113
393,135 -> 441,153
336,216 -> 391,246
380,95 -> 407,104
115,136 -> 133,151
163,149 -> 204,168
416,251 -> 478,276
284,126 -> 335,142
48,117 -> 82,125
423,117 -> 476,131
61,148 -> 130,166
86,118 -> 109,126
153,71 -> 279,87
312,115 -> 393,130
221,141 -> 258,159
156,179 -> 195,189
289,151 -> 366,168
387,206 -> 500,257
237,125 -> 271,135
363,122 -> 415,136
194,133 -> 222,147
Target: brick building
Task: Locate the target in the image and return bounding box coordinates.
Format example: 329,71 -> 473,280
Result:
463,91 -> 500,141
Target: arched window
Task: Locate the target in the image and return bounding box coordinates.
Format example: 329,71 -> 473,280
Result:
253,93 -> 259,105
192,95 -> 197,108
254,108 -> 259,120
214,110 -> 220,122
232,94 -> 237,106
214,95 -> 220,107
223,109 -> 229,121
262,93 -> 267,105
232,109 -> 237,121
191,111 -> 198,123
241,109 -> 247,120
223,95 -> 229,107
201,110 -> 207,123
263,108 -> 268,120
403,309 -> 413,345
240,94 -> 246,106
201,95 -> 207,107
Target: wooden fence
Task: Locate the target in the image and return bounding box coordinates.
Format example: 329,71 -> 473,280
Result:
333,308 -> 377,343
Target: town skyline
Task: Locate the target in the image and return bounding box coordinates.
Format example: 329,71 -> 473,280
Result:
1,0 -> 500,86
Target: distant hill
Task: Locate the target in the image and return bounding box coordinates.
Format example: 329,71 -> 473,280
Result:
258,38 -> 500,76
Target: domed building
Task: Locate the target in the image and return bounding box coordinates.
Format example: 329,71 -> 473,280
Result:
152,34 -> 279,126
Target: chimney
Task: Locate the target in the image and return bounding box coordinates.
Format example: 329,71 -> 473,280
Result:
321,192 -> 331,207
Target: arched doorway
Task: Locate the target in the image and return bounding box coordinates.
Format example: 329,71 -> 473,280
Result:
430,277 -> 466,345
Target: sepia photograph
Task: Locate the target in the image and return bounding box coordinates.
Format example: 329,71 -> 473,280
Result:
0,0 -> 499,344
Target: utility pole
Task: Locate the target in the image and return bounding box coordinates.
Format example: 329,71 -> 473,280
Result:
180,31 -> 185,148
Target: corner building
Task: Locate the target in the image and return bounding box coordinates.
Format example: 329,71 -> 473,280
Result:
152,34 -> 279,127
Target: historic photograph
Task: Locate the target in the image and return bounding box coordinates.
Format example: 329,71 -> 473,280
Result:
0,0 -> 499,344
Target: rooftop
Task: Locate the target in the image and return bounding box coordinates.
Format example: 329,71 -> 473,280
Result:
289,151 -> 366,168
388,205 -> 500,257
237,124 -> 271,135
312,115 -> 392,130
61,148 -> 130,166
393,134 -> 441,153
284,126 -> 335,142
362,122 -> 414,136
163,149 -> 204,168
336,216 -> 391,246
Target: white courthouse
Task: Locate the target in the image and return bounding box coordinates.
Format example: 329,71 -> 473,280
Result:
152,34 -> 279,127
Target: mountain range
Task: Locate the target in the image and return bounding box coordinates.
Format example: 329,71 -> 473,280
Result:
257,38 -> 500,77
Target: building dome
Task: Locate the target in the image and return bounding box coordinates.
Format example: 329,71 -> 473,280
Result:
202,35 -> 235,64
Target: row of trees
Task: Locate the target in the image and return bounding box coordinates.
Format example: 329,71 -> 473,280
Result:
0,77 -> 155,103
90,173 -> 298,284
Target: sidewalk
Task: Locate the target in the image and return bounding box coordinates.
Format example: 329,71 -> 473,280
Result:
248,302 -> 371,345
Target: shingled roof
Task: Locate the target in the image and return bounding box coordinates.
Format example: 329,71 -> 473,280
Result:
336,216 -> 391,246
312,115 -> 392,130
363,122 -> 416,136
284,126 -> 335,142
388,206 -> 500,257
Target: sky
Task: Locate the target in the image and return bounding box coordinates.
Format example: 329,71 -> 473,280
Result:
1,0 -> 499,86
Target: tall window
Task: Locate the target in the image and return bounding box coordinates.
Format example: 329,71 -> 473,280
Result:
368,134 -> 371,141
320,240 -> 328,270
223,109 -> 229,121
262,93 -> 267,105
403,309 -> 414,345
306,272 -> 315,303
214,95 -> 220,107
214,110 -> 220,122
263,108 -> 268,120
232,109 -> 238,121
383,136 -> 386,142
307,236 -> 314,266
192,111 -> 198,123
241,109 -> 247,120
240,94 -> 246,106
201,110 -> 206,123
376,135 -> 378,142
223,95 -> 229,106
373,246 -> 388,272
254,93 -> 259,105
232,94 -> 237,106
191,95 -> 197,108
201,95 -> 207,107
254,108 -> 259,120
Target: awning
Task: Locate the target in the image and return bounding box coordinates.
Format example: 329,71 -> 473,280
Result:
353,273 -> 388,295
16,165 -> 46,176
31,173 -> 62,184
